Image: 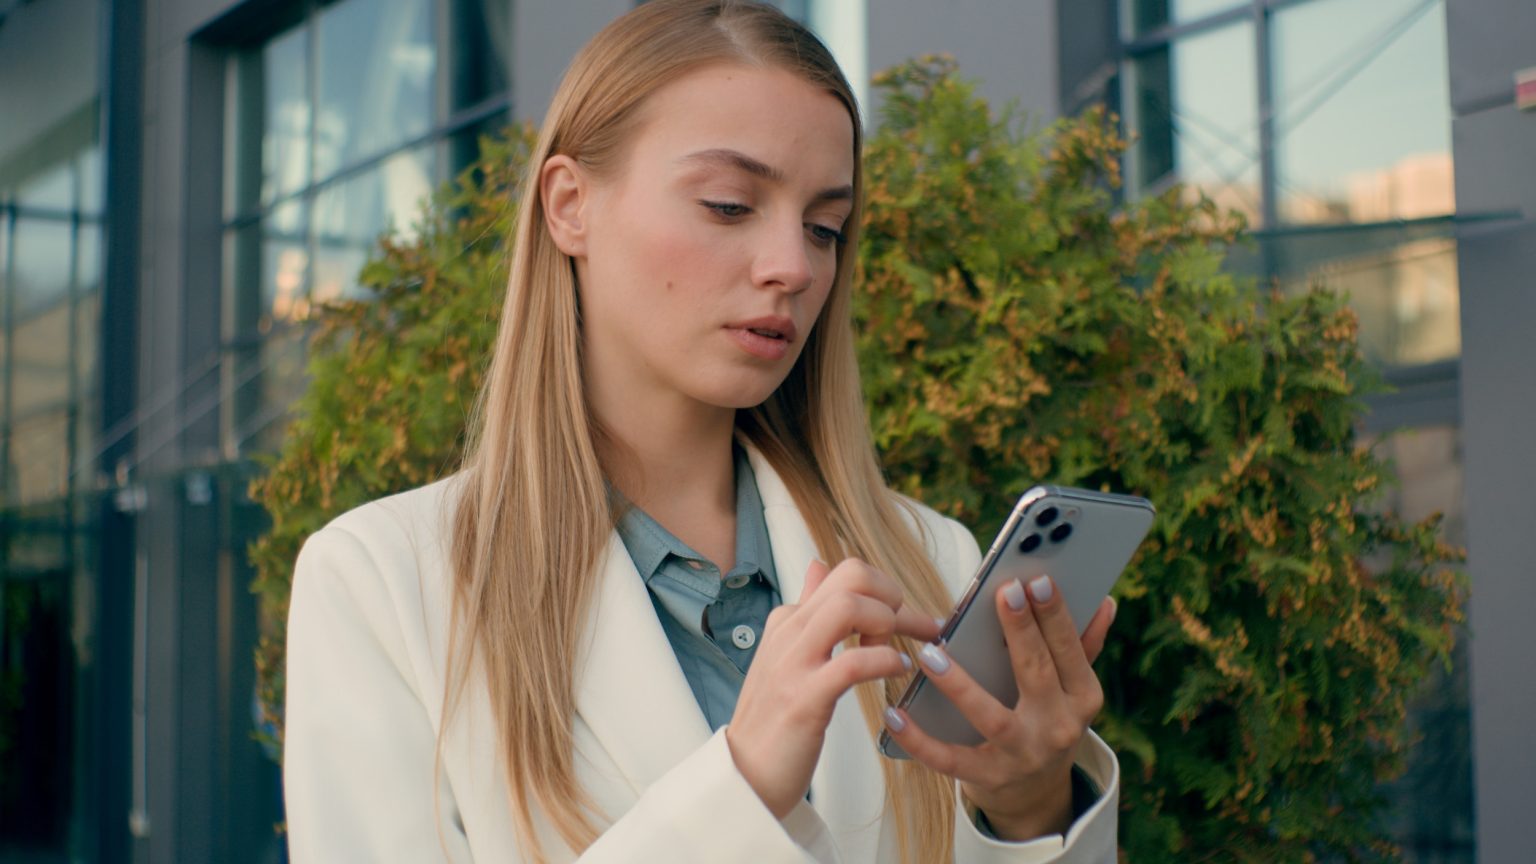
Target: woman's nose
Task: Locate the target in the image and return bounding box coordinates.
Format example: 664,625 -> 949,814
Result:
751,218 -> 815,294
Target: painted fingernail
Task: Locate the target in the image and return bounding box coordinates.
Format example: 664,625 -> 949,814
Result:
1028,575 -> 1054,604
883,707 -> 906,732
899,652 -> 913,672
1002,578 -> 1027,611
919,643 -> 951,675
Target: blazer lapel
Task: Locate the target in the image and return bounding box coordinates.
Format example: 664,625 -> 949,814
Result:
747,445 -> 891,858
573,532 -> 713,794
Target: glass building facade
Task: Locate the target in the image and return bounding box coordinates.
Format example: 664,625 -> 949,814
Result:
1121,0 -> 1472,858
3,0 -> 1529,860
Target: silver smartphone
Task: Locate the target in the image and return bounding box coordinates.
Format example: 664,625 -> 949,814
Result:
878,486 -> 1154,759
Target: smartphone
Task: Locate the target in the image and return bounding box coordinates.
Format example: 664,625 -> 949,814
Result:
878,486 -> 1154,759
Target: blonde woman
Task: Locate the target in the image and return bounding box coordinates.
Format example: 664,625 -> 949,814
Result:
282,1 -> 1120,861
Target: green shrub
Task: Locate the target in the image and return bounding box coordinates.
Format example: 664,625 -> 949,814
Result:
251,58 -> 1463,861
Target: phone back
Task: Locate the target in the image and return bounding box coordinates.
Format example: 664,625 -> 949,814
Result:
882,486 -> 1153,758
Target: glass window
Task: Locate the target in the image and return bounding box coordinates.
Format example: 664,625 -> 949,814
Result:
1272,0 -> 1452,224
11,412 -> 70,504
315,0 -> 436,177
1125,21 -> 1262,226
312,144 -> 435,303
12,303 -> 73,418
15,161 -> 74,212
1285,236 -> 1459,366
450,0 -> 510,111
262,26 -> 311,207
1127,0 -> 1246,37
11,218 -> 72,317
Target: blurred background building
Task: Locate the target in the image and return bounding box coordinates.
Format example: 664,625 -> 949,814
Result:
0,0 -> 1529,861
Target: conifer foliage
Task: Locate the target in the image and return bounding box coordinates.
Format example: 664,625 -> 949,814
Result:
251,58 -> 1463,860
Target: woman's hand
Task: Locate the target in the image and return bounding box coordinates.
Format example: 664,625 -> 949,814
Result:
726,558 -> 942,819
880,575 -> 1116,841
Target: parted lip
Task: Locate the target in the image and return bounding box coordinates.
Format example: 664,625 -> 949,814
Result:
725,316 -> 797,344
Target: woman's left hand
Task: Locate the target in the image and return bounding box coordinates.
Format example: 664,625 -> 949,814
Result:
880,575 -> 1116,842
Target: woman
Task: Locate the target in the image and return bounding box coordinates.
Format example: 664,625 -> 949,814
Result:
282,1 -> 1119,861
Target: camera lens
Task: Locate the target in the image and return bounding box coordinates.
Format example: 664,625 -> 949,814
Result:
1035,507 -> 1058,527
1018,533 -> 1043,553
1049,523 -> 1073,543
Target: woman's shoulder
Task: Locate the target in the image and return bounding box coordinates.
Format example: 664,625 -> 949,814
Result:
293,474 -> 467,618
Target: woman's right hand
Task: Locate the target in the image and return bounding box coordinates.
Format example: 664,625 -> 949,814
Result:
725,558 -> 942,818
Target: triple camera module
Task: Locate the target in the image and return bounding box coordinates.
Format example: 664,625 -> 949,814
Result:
1017,505 -> 1074,554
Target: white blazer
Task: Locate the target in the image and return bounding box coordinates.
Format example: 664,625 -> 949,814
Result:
283,445 -> 1120,862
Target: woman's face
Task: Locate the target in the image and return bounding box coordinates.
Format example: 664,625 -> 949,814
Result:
562,63 -> 856,416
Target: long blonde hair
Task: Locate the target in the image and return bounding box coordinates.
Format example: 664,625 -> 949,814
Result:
447,2 -> 957,860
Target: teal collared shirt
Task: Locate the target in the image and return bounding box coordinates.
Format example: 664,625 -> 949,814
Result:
614,444 -> 781,732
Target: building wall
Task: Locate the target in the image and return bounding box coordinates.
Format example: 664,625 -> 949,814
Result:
1445,1 -> 1536,861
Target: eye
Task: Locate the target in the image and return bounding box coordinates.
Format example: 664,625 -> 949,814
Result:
701,200 -> 751,219
806,223 -> 847,248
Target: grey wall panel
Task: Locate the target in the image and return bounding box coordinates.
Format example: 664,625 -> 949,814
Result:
512,0 -> 634,123
0,0 -> 100,161
866,0 -> 1059,124
1445,0 -> 1536,113
1452,106 -> 1536,219
1457,222 -> 1536,864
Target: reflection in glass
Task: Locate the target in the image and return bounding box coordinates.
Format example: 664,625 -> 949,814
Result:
452,0 -> 511,111
11,412 -> 70,504
262,26 -> 311,205
1125,21 -> 1261,225
12,219 -> 73,317
1273,0 -> 1452,224
316,0 -> 435,177
1362,425 -> 1472,862
12,304 -> 73,418
1127,0 -> 1245,37
16,161 -> 74,212
1286,238 -> 1459,365
312,146 -> 434,303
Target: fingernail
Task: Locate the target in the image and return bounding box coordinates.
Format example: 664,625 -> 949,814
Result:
1108,596 -> 1119,625
1028,575 -> 1054,604
883,707 -> 906,732
1002,578 -> 1027,611
934,616 -> 947,632
919,643 -> 951,675
899,652 -> 913,672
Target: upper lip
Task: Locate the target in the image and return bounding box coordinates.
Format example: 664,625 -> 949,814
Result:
726,316 -> 797,344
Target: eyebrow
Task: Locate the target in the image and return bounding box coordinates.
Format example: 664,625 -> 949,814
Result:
678,148 -> 853,203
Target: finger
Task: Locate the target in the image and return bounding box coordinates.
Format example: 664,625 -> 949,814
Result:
801,591 -> 899,656
1019,575 -> 1101,703
1080,597 -> 1117,665
892,604 -> 944,643
879,707 -> 990,783
911,643 -> 1021,749
812,645 -> 911,701
799,559 -> 832,603
815,559 -> 904,612
994,577 -> 1062,696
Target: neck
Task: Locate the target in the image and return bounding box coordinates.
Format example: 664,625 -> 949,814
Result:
592,389 -> 738,519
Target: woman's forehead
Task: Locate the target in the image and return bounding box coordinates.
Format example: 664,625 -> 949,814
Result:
624,63 -> 856,184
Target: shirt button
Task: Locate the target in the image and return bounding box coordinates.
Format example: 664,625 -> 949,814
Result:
731,624 -> 757,650
724,573 -> 750,589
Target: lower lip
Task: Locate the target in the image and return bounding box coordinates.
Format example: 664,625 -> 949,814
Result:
727,327 -> 791,361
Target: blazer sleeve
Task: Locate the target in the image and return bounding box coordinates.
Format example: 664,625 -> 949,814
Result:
285,521 -> 822,864
936,516 -> 1122,864
284,524 -> 475,863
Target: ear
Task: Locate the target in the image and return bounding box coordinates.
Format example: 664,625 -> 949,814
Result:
541,154 -> 590,258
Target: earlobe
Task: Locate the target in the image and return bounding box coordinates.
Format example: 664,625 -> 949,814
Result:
541,154 -> 589,257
